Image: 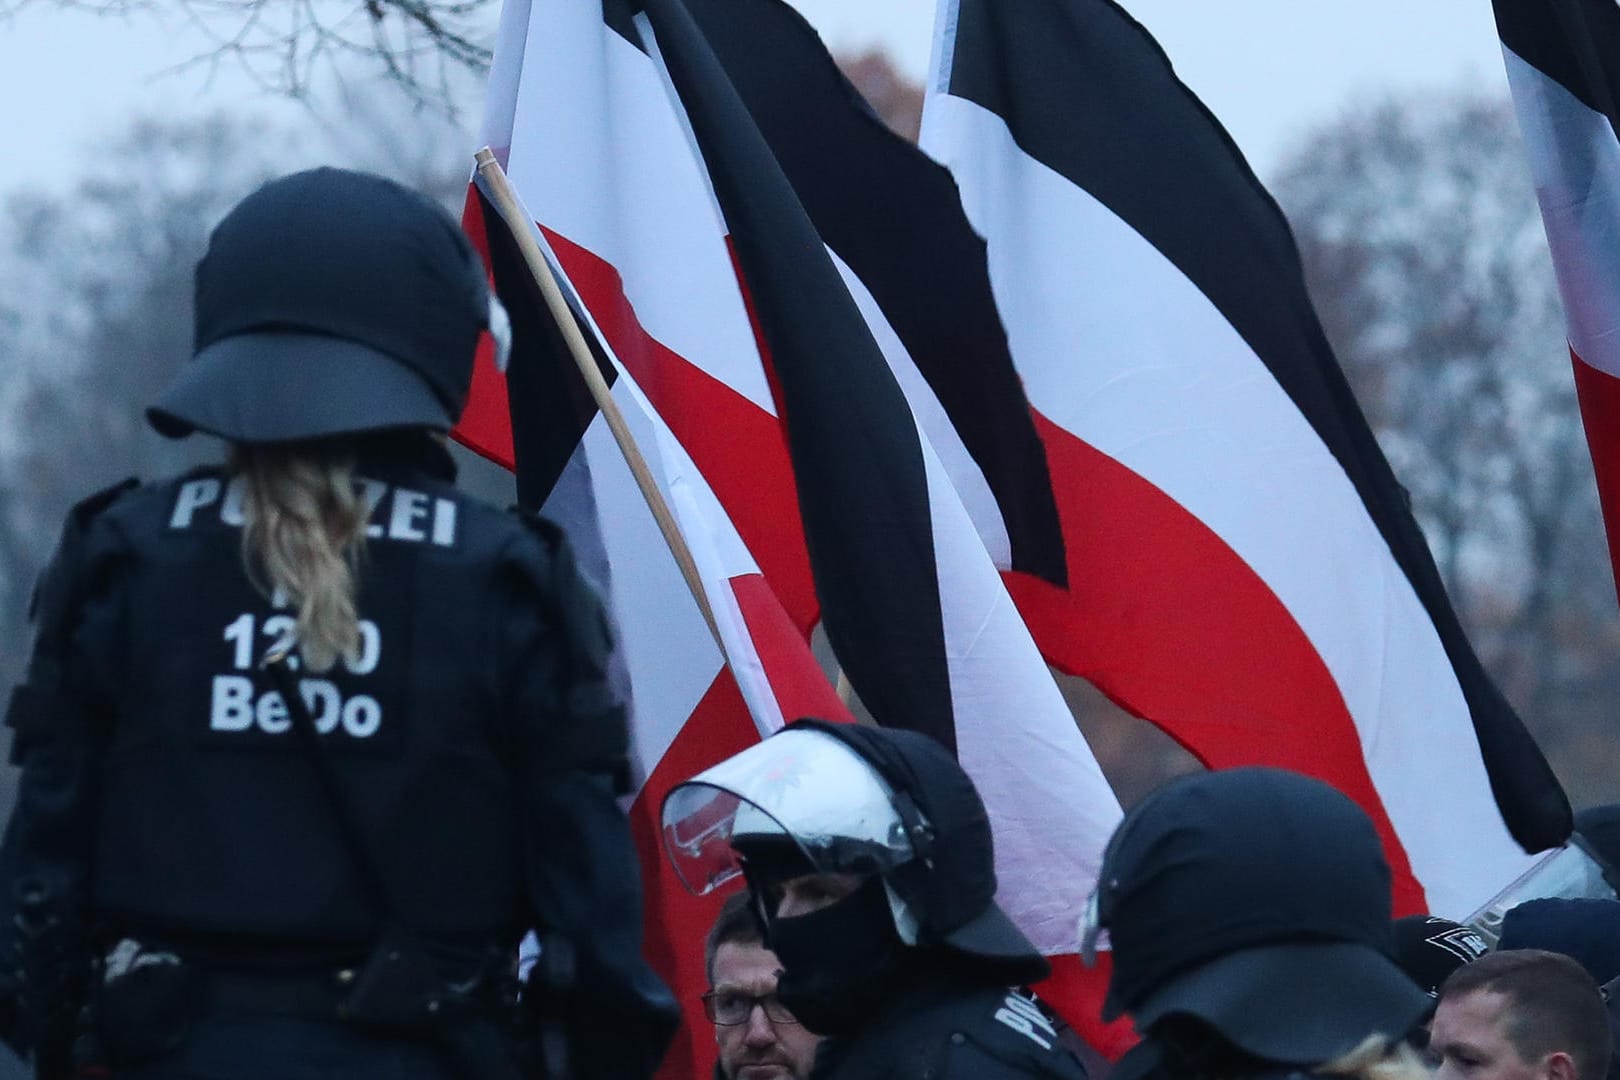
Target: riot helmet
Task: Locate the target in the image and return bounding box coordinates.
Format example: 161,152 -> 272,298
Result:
662,718 -> 1048,982
1084,767 -> 1429,1067
148,167 -> 509,444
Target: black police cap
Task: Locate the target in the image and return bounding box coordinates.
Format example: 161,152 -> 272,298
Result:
1096,767 -> 1429,1065
1499,898 -> 1620,986
149,167 -> 492,443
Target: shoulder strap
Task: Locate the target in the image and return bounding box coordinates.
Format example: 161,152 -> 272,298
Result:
259,643 -> 396,922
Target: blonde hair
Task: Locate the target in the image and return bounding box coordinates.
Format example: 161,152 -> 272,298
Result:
233,444 -> 368,673
1316,1035 -> 1432,1080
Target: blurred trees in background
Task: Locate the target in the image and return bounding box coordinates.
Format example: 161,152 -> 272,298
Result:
1073,94 -> 1620,808
0,64 -> 1616,873
0,0 -> 492,106
0,83 -> 477,697
1273,96 -> 1620,805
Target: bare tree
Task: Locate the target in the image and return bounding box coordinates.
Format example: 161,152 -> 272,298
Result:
0,83 -> 477,706
1274,93 -> 1620,805
0,0 -> 493,107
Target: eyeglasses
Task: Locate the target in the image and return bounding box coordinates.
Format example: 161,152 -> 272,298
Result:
701,990 -> 800,1026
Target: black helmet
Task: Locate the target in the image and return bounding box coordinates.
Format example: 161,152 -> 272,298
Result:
1087,767 -> 1429,1065
661,718 -> 1049,983
148,167 -> 504,443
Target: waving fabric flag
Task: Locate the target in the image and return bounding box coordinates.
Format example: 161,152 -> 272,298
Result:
917,0 -> 1571,918
461,0 -> 1128,1060
1494,0 -> 1620,604
632,0 -> 1126,1054
456,1 -> 848,1074
465,179 -> 852,1078
681,0 -> 1064,587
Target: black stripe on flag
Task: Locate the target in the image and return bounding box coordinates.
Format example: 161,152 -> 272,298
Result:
604,0 -> 646,54
637,0 -> 958,750
686,0 -> 1068,587
1496,0 -> 1620,138
476,187 -> 617,511
939,0 -> 1570,851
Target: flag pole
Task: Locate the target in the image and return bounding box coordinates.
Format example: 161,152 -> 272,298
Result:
473,148 -> 725,655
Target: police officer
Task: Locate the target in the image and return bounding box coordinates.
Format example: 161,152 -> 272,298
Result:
661,718 -> 1090,1080
0,167 -> 677,1078
1081,767 -> 1432,1080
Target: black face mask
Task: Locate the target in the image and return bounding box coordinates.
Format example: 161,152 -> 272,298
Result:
765,876 -> 915,1036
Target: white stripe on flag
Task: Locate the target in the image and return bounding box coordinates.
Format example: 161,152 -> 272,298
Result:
920,427 -> 1121,951
567,406 -> 727,779
1503,45 -> 1620,377
921,92 -> 1539,918
495,0 -> 775,415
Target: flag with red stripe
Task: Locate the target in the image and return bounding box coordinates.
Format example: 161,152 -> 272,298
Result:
914,0 -> 1571,918
460,0 -> 1129,1061
679,0 -> 1065,591
456,2 -> 850,1074
462,181 -> 853,1078
1494,0 -> 1620,607
631,0 -> 1127,1056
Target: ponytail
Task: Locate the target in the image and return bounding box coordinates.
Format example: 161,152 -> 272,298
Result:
233,444 -> 368,673
1316,1035 -> 1432,1080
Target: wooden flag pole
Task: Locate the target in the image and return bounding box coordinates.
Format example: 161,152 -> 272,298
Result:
473,148 -> 724,654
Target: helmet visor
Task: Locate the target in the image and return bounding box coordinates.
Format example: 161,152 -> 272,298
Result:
661,728 -> 917,896
1465,837 -> 1618,946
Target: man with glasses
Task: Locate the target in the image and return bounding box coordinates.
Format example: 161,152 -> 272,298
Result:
666,720 -> 1089,1079
704,892 -> 821,1080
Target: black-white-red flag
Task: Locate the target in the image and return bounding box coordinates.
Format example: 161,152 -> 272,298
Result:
457,0 -> 1123,1069
917,0 -> 1571,918
1494,0 -> 1620,604
456,4 -> 851,1076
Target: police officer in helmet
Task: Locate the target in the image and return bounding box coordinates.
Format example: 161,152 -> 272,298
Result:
0,167 -> 677,1077
662,718 -> 1089,1080
1082,767 -> 1432,1080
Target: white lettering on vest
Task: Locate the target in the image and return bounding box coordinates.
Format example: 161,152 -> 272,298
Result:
341,695 -> 382,738
431,498 -> 457,547
210,675 -> 255,730
302,679 -> 343,734
171,479 -> 222,529
344,622 -> 382,676
220,477 -> 246,527
993,993 -> 1056,1051
207,676 -> 379,738
256,690 -> 290,733
388,488 -> 430,542
175,477 -> 455,546
358,479 -> 389,540
262,615 -> 299,668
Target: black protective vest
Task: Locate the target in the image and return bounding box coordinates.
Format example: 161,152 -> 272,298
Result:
64,457 -> 616,953
810,980 -> 1091,1080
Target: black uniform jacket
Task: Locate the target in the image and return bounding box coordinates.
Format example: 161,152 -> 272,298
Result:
810,979 -> 1091,1080
0,442 -> 676,1076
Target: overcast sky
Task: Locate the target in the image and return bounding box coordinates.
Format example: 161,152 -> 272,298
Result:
0,0 -> 1508,198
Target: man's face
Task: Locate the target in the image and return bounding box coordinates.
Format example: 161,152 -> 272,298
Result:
1430,989 -> 1554,1080
711,940 -> 821,1080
